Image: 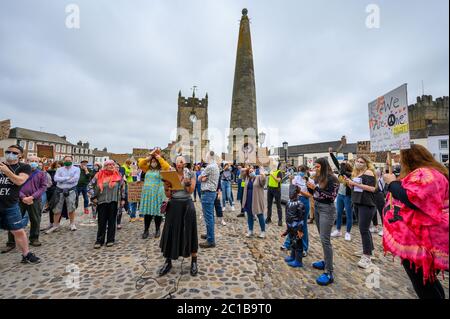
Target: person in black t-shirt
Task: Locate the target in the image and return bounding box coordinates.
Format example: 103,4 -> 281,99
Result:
0,145 -> 40,263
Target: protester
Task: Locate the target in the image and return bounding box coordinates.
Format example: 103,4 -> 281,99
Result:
41,161 -> 62,231
193,164 -> 202,202
236,165 -> 246,218
123,159 -> 139,222
282,184 -> 305,268
138,149 -> 170,239
159,156 -> 198,277
199,151 -> 220,248
241,166 -> 267,238
115,162 -> 125,229
307,158 -> 339,286
220,163 -> 235,211
0,145 -> 40,263
89,160 -> 125,248
215,177 -> 227,226
383,144 -> 448,299
76,160 -> 92,215
345,155 -> 377,269
266,162 -> 283,226
329,148 -> 354,241
46,156 -> 80,233
91,163 -> 102,220
372,168 -> 386,236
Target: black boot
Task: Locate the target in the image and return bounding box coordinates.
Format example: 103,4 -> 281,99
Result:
142,230 -> 149,239
154,228 -> 161,238
158,258 -> 172,276
190,256 -> 198,276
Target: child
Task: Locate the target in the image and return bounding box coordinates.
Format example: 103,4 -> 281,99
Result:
282,184 -> 306,268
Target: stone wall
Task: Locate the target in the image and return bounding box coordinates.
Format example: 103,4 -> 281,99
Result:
0,119 -> 11,140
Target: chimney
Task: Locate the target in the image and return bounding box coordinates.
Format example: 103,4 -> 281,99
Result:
77,141 -> 83,146
61,135 -> 67,140
0,119 -> 11,140
103,147 -> 107,152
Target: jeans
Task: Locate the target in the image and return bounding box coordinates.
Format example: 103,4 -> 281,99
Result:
267,188 -> 282,221
315,201 -> 336,274
96,201 -> 118,245
76,186 -> 89,209
201,191 -> 216,244
129,202 -> 138,218
283,196 -> 310,252
194,184 -> 202,201
336,194 -> 353,233
247,212 -> 265,232
355,204 -> 376,255
215,194 -> 223,218
221,180 -> 234,207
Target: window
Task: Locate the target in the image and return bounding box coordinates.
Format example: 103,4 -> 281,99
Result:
75,156 -> 79,163
439,139 -> 448,150
67,146 -> 72,153
61,145 -> 66,153
441,154 -> 449,163
19,140 -> 26,149
56,144 -> 61,152
28,141 -> 35,151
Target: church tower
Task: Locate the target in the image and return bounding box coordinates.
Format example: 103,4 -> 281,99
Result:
228,8 -> 259,163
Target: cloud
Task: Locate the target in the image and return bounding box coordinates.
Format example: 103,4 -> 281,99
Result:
0,0 -> 448,154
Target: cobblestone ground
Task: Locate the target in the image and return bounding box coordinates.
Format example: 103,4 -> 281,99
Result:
0,190 -> 448,299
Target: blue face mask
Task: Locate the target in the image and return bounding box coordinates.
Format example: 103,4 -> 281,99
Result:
249,172 -> 256,178
299,172 -> 305,177
30,162 -> 39,170
5,153 -> 19,162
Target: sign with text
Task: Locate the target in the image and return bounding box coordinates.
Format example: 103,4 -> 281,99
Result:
37,144 -> 54,159
357,141 -> 387,163
368,84 -> 411,152
127,182 -> 144,202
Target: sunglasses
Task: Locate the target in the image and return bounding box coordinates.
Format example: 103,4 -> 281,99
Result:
5,151 -> 20,155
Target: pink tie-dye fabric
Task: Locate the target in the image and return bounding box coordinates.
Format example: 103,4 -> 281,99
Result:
383,167 -> 449,283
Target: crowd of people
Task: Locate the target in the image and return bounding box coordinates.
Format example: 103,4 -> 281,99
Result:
0,143 -> 448,299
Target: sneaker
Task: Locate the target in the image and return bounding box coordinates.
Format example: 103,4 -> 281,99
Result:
265,218 -> 272,224
106,242 -> 114,247
312,260 -> 325,270
230,206 -> 235,212
302,251 -> 308,258
287,260 -> 304,268
21,252 -> 41,264
331,230 -> 342,238
280,245 -> 288,251
284,255 -> 295,263
94,243 -> 102,249
130,218 -> 137,223
70,224 -> 77,231
30,240 -> 42,247
245,232 -> 254,238
258,232 -> 266,239
278,220 -> 283,227
117,224 -> 122,230
354,250 -> 377,260
221,219 -> 227,226
378,229 -> 383,236
40,224 -> 53,232
357,255 -> 373,269
344,232 -> 352,241
199,242 -> 216,249
316,273 -> 334,286
369,226 -> 378,233
84,208 -> 90,215
45,225 -> 60,234
200,234 -> 207,240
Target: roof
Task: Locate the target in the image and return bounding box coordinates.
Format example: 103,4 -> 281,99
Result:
277,141 -> 357,156
93,150 -> 111,157
8,127 -> 74,145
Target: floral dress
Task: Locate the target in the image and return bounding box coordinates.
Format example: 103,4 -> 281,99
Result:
140,170 -> 166,216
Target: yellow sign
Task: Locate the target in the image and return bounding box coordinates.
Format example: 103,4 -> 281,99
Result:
393,123 -> 409,136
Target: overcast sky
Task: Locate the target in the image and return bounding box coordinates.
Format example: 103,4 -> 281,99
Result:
0,0 -> 448,154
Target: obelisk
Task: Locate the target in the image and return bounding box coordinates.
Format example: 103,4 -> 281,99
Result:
228,8 -> 258,162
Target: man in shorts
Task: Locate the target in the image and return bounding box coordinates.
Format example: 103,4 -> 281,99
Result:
0,145 -> 41,263
45,155 -> 80,233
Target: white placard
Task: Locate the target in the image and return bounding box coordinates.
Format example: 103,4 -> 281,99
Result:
368,84 -> 411,152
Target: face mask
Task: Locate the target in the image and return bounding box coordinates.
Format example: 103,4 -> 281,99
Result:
299,172 -> 305,177
151,162 -> 158,168
249,172 -> 256,178
355,162 -> 366,170
5,153 -> 19,162
63,162 -> 72,167
30,162 -> 39,170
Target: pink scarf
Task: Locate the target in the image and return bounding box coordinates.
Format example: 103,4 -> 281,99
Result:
383,167 -> 449,283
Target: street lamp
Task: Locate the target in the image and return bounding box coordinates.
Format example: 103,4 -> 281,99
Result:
282,141 -> 288,164
258,132 -> 266,148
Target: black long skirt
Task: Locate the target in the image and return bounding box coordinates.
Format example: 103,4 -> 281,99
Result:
160,198 -> 198,260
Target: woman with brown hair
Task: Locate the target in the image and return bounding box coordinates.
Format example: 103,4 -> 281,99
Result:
138,148 -> 171,239
345,155 -> 377,269
307,158 -> 339,286
383,144 -> 448,299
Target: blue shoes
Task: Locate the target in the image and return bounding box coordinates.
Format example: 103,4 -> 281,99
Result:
316,273 -> 334,286
284,255 -> 295,263
312,260 -> 325,270
287,260 -> 304,268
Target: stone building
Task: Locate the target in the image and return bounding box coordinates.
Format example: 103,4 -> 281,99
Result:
228,8 -> 259,163
409,95 -> 449,132
176,90 -> 209,163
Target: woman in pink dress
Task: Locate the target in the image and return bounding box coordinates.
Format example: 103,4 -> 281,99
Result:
383,144 -> 448,299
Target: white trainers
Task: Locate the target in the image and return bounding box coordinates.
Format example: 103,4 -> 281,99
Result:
221,218 -> 227,226
331,230 -> 342,238
357,255 -> 373,269
354,250 -> 376,259
45,225 -> 60,234
230,206 -> 235,212
344,232 -> 352,241
369,226 -> 379,233
70,224 -> 77,231
258,232 -> 266,239
246,231 -> 254,238
378,229 -> 383,236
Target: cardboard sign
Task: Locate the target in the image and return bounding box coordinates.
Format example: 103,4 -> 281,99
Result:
368,84 -> 411,152
0,148 -> 4,158
127,181 -> 144,202
357,141 -> 387,163
37,144 -> 54,159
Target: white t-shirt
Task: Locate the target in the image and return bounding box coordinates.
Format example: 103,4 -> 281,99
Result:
292,175 -> 315,193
